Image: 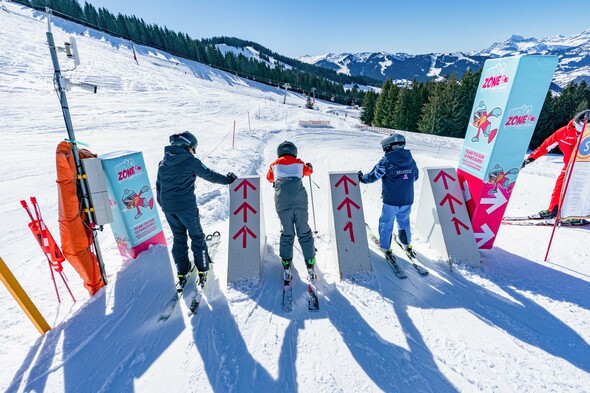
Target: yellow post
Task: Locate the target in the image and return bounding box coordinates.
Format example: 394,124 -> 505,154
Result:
0,257 -> 51,335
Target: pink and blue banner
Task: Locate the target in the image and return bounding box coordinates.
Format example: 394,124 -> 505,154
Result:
457,55 -> 558,249
101,151 -> 166,260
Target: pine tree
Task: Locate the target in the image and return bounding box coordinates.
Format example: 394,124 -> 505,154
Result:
360,90 -> 377,125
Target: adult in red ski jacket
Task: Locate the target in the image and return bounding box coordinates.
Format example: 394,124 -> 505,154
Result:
522,111 -> 586,218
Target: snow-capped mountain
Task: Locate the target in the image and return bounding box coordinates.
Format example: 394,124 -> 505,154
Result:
298,29 -> 590,88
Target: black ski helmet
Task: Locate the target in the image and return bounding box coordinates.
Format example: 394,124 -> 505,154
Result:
380,133 -> 405,152
277,141 -> 297,157
169,131 -> 198,150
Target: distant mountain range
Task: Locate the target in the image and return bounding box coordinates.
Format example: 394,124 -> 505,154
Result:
296,29 -> 590,91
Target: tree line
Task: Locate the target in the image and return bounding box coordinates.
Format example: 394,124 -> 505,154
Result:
360,72 -> 590,150
13,0 -> 370,105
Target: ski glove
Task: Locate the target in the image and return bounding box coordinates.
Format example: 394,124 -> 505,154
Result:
522,157 -> 535,168
306,162 -> 313,170
357,171 -> 364,182
226,172 -> 238,183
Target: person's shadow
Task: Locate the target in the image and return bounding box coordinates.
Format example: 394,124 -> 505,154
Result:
190,245 -> 457,392
9,245 -> 186,392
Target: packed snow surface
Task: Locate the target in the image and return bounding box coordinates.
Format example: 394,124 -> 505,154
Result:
1,3 -> 589,392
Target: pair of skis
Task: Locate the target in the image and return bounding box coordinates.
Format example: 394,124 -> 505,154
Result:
159,231 -> 221,321
282,266 -> 319,312
502,215 -> 590,227
365,223 -> 429,278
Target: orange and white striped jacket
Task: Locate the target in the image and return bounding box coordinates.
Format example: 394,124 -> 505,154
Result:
266,155 -> 313,212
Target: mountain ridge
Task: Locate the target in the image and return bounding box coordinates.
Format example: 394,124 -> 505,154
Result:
297,29 -> 590,89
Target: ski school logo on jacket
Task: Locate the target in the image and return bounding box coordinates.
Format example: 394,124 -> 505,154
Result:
482,63 -> 509,90
504,105 -> 536,128
115,158 -> 142,182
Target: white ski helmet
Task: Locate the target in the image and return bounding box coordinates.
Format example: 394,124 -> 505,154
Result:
380,133 -> 406,152
573,110 -> 590,132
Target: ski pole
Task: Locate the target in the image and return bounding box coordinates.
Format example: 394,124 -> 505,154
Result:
308,175 -> 318,234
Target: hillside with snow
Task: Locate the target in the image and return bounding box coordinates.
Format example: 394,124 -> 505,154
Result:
298,29 -> 590,88
1,3 -> 589,392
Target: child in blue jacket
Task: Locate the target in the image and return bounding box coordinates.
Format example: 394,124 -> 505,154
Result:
359,133 -> 419,255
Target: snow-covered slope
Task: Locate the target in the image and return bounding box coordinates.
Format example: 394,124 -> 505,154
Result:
1,3 -> 589,392
298,29 -> 590,88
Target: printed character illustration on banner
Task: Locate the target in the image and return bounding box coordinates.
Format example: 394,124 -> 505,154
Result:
115,236 -> 134,259
472,100 -> 502,143
121,185 -> 154,219
486,164 -> 518,195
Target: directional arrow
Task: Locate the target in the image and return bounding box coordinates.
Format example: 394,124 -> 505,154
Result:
474,223 -> 494,248
334,175 -> 357,195
480,191 -> 507,214
451,217 -> 470,235
343,221 -> 355,243
234,179 -> 256,199
233,202 -> 257,223
337,197 -> 360,218
232,226 -> 257,248
433,170 -> 455,190
439,194 -> 463,214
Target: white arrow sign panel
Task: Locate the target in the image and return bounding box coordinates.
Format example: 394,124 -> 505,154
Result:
329,172 -> 371,277
415,167 -> 480,267
227,176 -> 266,283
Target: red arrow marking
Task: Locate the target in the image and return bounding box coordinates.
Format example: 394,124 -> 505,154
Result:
334,175 -> 357,195
337,197 -> 360,218
433,170 -> 456,190
233,202 -> 257,223
232,226 -> 257,248
234,179 -> 256,199
343,221 -> 355,243
451,217 -> 469,235
439,193 -> 463,214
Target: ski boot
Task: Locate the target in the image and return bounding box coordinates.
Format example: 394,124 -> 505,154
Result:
176,265 -> 195,292
306,257 -> 316,279
539,206 -> 558,219
281,259 -> 292,282
405,245 -> 417,259
197,271 -> 208,289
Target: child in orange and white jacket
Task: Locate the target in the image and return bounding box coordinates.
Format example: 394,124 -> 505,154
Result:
266,141 -> 316,271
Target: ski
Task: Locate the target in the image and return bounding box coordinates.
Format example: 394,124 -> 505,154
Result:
159,231 -> 221,321
187,271 -> 207,316
159,267 -> 197,321
502,214 -> 544,221
187,231 -> 221,316
365,223 -> 407,279
282,267 -> 293,312
307,268 -> 320,311
501,219 -> 589,227
393,236 -> 429,276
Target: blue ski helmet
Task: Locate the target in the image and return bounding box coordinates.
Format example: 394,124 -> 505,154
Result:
277,141 -> 297,157
169,131 -> 198,150
380,133 -> 405,152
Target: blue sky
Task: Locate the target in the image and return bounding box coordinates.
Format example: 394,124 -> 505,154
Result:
86,0 -> 590,58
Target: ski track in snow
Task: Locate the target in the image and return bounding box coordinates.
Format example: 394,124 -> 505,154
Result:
1,3 -> 590,392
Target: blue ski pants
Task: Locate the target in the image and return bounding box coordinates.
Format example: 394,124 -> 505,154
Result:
378,203 -> 412,250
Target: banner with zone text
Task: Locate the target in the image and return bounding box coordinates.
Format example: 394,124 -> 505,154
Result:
559,124 -> 590,219
457,55 -> 558,249
101,151 -> 166,260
